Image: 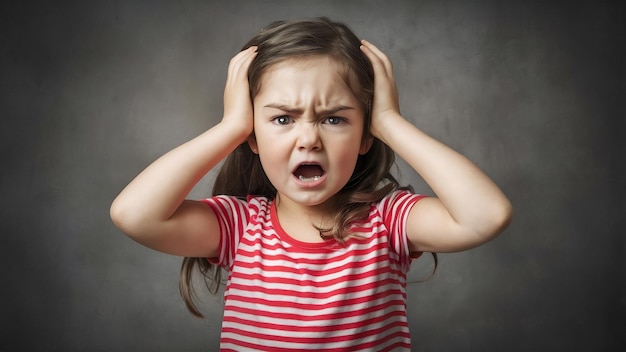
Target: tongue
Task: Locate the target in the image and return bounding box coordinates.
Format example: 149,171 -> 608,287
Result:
295,164 -> 323,178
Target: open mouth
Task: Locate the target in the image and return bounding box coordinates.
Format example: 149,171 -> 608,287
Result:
293,163 -> 325,182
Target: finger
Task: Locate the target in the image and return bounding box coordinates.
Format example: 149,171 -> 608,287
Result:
360,40 -> 393,77
236,46 -> 258,77
227,46 -> 258,81
361,40 -> 391,72
230,46 -> 257,66
224,47 -> 257,104
360,44 -> 388,84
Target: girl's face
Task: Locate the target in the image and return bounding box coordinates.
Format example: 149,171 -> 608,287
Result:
249,57 -> 371,214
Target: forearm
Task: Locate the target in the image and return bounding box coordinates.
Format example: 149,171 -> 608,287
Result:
110,121 -> 248,230
360,39 -> 510,247
376,113 -> 512,237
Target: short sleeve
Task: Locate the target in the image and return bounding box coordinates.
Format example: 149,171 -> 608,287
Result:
377,190 -> 426,271
201,195 -> 249,269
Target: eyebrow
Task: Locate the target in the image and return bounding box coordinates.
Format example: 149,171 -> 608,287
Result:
263,103 -> 355,115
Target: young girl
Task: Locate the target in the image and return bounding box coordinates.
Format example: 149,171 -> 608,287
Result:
111,17 -> 512,351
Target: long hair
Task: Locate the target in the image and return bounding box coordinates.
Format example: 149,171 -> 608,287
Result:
180,17 -> 433,318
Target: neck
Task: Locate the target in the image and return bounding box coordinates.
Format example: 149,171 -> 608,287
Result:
274,194 -> 339,230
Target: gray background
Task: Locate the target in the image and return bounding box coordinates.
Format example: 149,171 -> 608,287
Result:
1,0 -> 623,351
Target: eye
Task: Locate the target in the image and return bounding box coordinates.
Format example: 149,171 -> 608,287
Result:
324,116 -> 346,125
272,115 -> 292,125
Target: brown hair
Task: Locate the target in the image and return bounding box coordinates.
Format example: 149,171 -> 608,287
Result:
180,17 -> 433,318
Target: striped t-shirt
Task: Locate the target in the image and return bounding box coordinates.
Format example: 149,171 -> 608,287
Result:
203,190 -> 424,351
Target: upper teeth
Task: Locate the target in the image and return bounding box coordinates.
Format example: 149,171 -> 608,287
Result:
298,175 -> 321,181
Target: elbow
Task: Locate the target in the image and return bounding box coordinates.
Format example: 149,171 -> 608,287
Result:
109,196 -> 144,238
110,197 -> 129,232
469,199 -> 513,247
488,199 -> 513,238
501,199 -> 514,227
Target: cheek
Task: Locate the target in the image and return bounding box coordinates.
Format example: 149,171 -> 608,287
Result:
257,148 -> 286,179
251,120 -> 275,150
332,139 -> 363,174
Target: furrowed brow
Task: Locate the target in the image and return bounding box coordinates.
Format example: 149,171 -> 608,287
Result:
263,104 -> 303,115
318,106 -> 355,115
263,103 -> 354,115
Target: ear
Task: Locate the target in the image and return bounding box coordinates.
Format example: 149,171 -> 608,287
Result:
247,133 -> 259,154
359,136 -> 373,155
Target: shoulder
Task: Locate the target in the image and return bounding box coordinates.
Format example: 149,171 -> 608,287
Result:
375,189 -> 426,218
201,194 -> 272,219
245,195 -> 272,213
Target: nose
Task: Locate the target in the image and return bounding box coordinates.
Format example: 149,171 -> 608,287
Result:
297,122 -> 322,151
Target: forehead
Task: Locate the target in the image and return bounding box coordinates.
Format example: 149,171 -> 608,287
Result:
254,56 -> 357,105
263,55 -> 346,78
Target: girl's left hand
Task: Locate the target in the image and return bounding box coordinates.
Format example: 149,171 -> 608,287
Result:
361,41 -> 513,254
360,40 -> 402,139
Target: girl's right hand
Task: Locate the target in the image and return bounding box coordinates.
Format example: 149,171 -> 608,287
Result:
110,46 -> 258,258
222,46 -> 258,136
359,40 -> 401,141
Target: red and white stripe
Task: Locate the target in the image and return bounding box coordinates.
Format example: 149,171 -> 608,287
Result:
203,190 -> 424,351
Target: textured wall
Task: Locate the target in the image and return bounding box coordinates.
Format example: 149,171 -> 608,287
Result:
1,0 -> 623,351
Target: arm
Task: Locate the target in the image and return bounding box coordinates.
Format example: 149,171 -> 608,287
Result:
361,40 -> 512,253
109,46 -> 258,257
